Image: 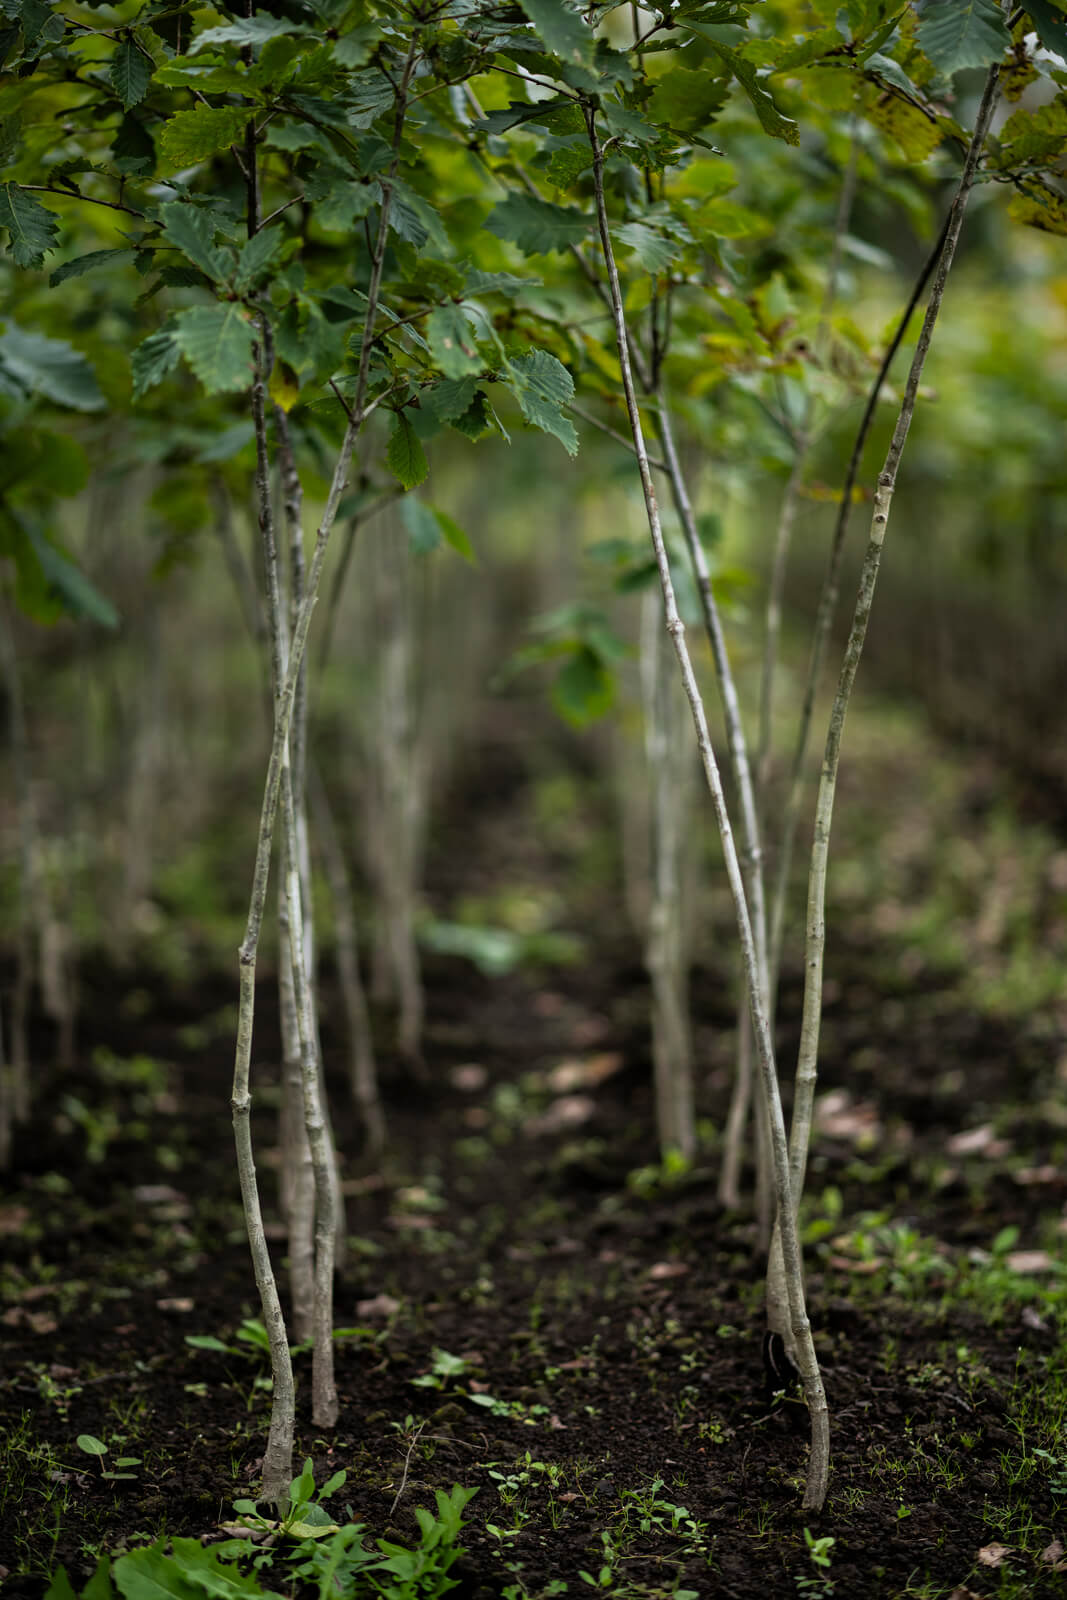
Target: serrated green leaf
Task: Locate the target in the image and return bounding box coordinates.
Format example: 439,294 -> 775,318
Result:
0,182 -> 58,267
305,172 -> 381,232
157,107 -> 250,173
110,37 -> 152,110
509,348 -> 577,455
426,306 -> 482,380
159,202 -> 233,284
450,390 -> 494,440
191,16 -> 308,53
49,248 -> 137,287
543,139 -> 594,190
173,304 -> 255,393
131,329 -> 180,399
485,192 -> 589,255
433,508 -> 475,562
682,32 -> 799,144
997,95 -> 1067,166
386,413 -> 429,489
425,376 -> 479,423
646,66 -> 730,134
614,223 -> 678,273
918,0 -> 1011,74
0,325 -> 104,410
518,0 -> 594,69
234,228 -> 282,292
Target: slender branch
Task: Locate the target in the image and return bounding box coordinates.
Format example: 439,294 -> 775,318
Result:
19,184 -> 147,219
571,399 -> 668,471
788,62 -> 1002,1213
586,105 -> 829,1513
766,204 -> 954,989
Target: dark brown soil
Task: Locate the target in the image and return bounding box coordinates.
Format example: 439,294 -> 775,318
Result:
2,724 -> 1067,1600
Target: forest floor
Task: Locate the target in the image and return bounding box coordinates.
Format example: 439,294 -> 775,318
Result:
2,684 -> 1067,1600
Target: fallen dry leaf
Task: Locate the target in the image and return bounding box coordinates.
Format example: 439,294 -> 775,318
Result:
1005,1250 -> 1055,1274
1022,1306 -> 1048,1332
157,1297 -> 195,1313
1041,1539 -> 1065,1567
355,1293 -> 401,1319
525,1094 -> 596,1135
977,1543 -> 1013,1567
133,1184 -> 186,1205
828,1254 -> 886,1275
648,1262 -> 689,1280
1014,1165 -> 1062,1187
947,1125 -> 1011,1158
815,1090 -> 882,1145
449,1063 -> 487,1092
0,1205 -> 30,1236
341,1173 -> 387,1196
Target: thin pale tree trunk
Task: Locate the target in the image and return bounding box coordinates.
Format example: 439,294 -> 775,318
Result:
640,590 -> 695,1161
588,111 -> 829,1512
786,64 -> 1001,1223
231,38 -> 418,1490
309,761 -> 384,1156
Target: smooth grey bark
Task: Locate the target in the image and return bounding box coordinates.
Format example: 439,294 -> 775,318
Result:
231,36 -> 419,1490
588,111 -> 829,1511
640,589 -> 696,1161
788,64 -> 1002,1220
367,511 -> 424,1066
309,761 -> 384,1155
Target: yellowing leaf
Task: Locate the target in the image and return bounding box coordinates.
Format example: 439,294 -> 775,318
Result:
269,362 -> 300,412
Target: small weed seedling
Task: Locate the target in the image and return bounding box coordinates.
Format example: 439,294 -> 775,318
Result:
796,1528 -> 835,1597
75,1435 -> 140,1482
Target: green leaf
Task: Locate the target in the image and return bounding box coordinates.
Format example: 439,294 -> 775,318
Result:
517,0 -> 594,70
234,228 -> 282,293
0,326 -> 104,411
425,376 -> 476,422
44,1569 -> 78,1600
509,348 -> 577,455
110,37 -> 151,110
646,66 -> 730,134
386,413 -> 429,490
553,647 -> 613,726
28,532 -> 117,626
184,1333 -> 230,1351
1008,182 -> 1067,233
1024,0 -> 1067,55
426,306 -> 482,380
0,182 -> 58,267
115,1538 -> 263,1600
49,249 -> 137,287
159,202 -> 233,284
917,0 -> 1011,74
401,495 -> 441,554
997,95 -> 1067,166
157,107 -> 250,173
485,192 -> 589,255
614,223 -> 678,274
683,33 -> 799,144
289,1458 -> 315,1509
131,329 -> 181,399
112,113 -> 155,174
173,305 -> 255,393
463,268 -> 538,297
77,1434 -> 108,1456
693,197 -> 774,240
191,16 -> 308,53
433,508 -> 475,562
446,391 -> 493,440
